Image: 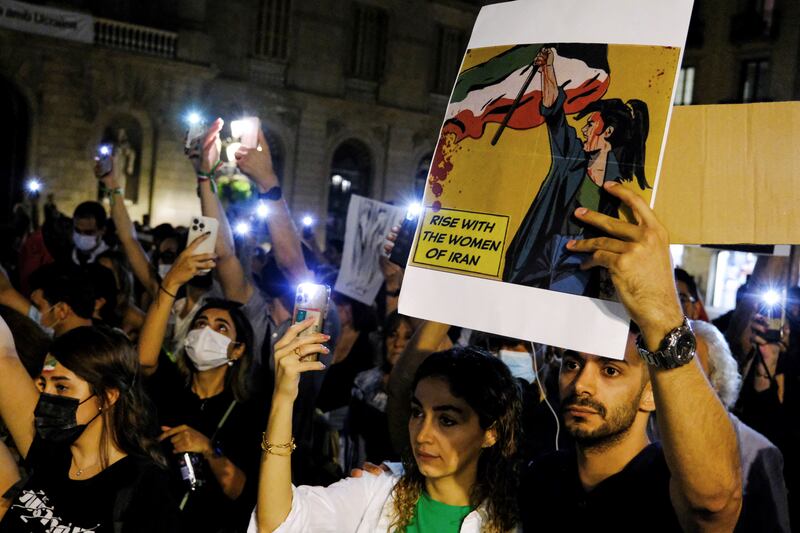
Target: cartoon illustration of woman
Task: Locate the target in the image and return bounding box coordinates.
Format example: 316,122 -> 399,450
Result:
502,47 -> 650,297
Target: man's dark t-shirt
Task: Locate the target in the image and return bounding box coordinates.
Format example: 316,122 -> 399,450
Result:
144,355 -> 267,533
0,435 -> 179,532
519,442 -> 682,532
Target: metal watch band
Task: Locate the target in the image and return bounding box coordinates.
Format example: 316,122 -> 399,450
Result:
636,317 -> 695,369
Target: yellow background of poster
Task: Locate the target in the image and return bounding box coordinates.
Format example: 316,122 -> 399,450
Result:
413,44 -> 681,280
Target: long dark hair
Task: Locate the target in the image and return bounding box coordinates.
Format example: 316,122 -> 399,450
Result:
576,98 -> 650,190
50,326 -> 165,469
391,347 -> 522,533
182,298 -> 255,403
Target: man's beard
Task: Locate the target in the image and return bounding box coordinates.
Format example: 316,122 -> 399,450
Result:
562,393 -> 640,452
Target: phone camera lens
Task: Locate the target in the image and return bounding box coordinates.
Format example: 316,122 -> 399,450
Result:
192,225 -> 198,231
199,223 -> 205,229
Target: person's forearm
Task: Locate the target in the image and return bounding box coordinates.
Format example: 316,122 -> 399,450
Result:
256,396 -> 295,532
541,64 -> 558,108
205,453 -> 246,500
265,199 -> 311,284
198,180 -> 236,260
645,318 -> 741,527
387,320 -> 450,453
138,281 -> 176,374
107,188 -> 159,296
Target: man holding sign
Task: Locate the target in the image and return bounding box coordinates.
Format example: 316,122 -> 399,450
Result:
518,183 -> 742,531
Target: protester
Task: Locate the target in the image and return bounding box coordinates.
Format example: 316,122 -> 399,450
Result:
138,236 -> 266,532
250,320 -> 522,532
0,317 -> 180,531
674,267 -> 708,321
349,312 -> 414,464
516,182 -> 742,530
28,264 -> 96,336
71,201 -> 109,265
690,320 -> 790,532
733,308 -> 799,528
97,250 -> 146,340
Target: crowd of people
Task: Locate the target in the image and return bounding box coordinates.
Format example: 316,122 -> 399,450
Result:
0,116 -> 795,533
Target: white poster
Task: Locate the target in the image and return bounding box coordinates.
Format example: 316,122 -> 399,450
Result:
399,0 -> 694,359
0,0 -> 93,44
335,195 -> 405,305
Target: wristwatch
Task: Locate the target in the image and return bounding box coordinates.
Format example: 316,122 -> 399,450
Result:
636,317 -> 696,369
258,186 -> 282,201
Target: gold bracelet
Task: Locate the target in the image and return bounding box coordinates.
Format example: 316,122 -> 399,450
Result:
261,434 -> 296,456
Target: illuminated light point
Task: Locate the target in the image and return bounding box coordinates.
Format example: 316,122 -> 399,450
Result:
99,145 -> 111,156
26,178 -> 42,193
234,220 -> 251,236
763,290 -> 781,307
255,201 -> 269,219
187,112 -> 202,125
331,174 -> 343,186
407,202 -> 422,217
302,215 -> 314,227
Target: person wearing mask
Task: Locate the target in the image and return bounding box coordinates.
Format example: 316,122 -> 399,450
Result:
0,318 -> 179,531
139,235 -> 266,532
97,158 -> 219,349
251,325 -> 522,533
28,264 -> 96,337
71,201 -> 109,266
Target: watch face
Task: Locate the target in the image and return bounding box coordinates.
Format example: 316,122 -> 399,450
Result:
674,331 -> 697,364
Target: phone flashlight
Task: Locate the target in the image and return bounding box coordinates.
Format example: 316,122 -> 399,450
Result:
98,145 -> 112,157
234,220 -> 251,236
302,216 -> 314,228
26,178 -> 42,194
255,202 -> 269,220
760,288 -> 786,344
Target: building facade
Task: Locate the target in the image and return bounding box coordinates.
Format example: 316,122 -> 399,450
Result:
0,0 -> 481,239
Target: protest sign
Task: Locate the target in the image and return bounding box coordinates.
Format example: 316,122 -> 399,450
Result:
335,195 -> 405,305
0,0 -> 93,43
400,0 -> 694,359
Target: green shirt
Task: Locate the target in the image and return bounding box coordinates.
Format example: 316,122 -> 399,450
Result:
405,491 -> 473,533
567,175 -> 602,234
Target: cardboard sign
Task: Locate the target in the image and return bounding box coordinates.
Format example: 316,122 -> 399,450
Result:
656,102 -> 800,245
400,0 -> 694,359
335,195 -> 405,305
0,0 -> 93,43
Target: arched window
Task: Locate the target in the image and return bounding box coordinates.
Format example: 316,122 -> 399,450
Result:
327,139 -> 372,240
0,77 -> 30,227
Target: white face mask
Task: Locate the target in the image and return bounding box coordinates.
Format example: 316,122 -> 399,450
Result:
73,231 -> 99,252
498,350 -> 536,384
28,305 -> 55,338
158,263 -> 173,279
184,327 -> 233,371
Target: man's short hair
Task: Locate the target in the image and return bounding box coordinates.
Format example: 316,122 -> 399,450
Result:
674,267 -> 700,301
33,263 -> 96,319
691,320 -> 742,409
73,201 -> 107,229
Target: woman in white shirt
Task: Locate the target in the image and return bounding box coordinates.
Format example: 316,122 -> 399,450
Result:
251,319 -> 522,532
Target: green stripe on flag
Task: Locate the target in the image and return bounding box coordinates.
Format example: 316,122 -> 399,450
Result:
451,44 -> 541,103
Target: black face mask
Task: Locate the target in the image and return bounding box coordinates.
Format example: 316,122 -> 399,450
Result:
34,392 -> 99,444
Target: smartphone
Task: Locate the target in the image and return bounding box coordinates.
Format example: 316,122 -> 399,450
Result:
291,282 -> 331,361
95,144 -> 113,177
389,211 -> 421,267
230,117 -> 261,149
185,119 -> 208,151
761,291 -> 786,344
187,216 -> 220,274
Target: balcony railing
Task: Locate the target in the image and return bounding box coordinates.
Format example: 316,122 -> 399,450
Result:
94,18 -> 177,59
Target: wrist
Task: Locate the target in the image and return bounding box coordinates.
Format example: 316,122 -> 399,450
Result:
638,309 -> 685,352
255,174 -> 279,193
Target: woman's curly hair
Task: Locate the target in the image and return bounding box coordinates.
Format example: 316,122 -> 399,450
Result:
390,346 -> 523,532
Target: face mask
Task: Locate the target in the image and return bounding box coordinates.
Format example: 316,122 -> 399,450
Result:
158,263 -> 173,279
28,305 -> 56,337
184,327 -> 233,371
499,350 -> 536,384
73,231 -> 98,252
34,392 -> 99,444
